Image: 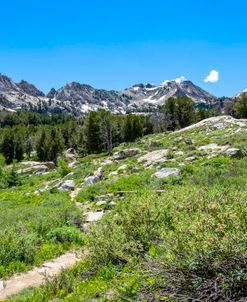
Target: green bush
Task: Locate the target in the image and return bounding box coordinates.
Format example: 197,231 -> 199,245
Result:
0,191 -> 82,277
58,159 -> 72,177
46,226 -> 84,244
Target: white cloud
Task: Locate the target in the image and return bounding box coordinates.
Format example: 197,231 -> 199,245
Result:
162,76 -> 187,86
174,76 -> 187,84
204,70 -> 219,83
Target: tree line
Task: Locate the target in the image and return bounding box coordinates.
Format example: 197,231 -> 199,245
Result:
0,110 -> 148,165
0,94 -> 246,165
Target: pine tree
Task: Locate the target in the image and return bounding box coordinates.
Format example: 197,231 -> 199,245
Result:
162,96 -> 195,130
100,110 -> 113,155
162,98 -> 178,131
176,96 -> 195,128
83,112 -> 102,153
132,115 -> 144,139
36,129 -> 49,161
0,129 -> 15,164
233,94 -> 247,118
25,136 -> 33,158
13,128 -> 24,162
124,114 -> 144,142
124,114 -> 133,142
48,128 -> 64,165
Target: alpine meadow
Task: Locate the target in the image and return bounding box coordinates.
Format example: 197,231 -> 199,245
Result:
0,0 -> 247,301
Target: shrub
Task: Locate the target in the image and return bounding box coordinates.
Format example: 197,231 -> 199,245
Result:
46,226 -> 84,244
58,159 -> 72,177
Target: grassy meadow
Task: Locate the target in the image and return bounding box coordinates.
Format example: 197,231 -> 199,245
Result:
1,118 -> 246,301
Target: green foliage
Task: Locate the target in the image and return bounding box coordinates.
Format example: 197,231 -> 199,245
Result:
97,262 -> 117,280
119,276 -> 141,298
3,111 -> 247,301
162,96 -> 195,130
46,226 -> 84,244
0,156 -> 21,188
124,114 -> 144,142
89,192 -> 168,264
195,108 -> 210,122
6,161 -> 21,187
36,127 -> 64,164
83,111 -> 102,153
36,129 -> 49,161
233,94 -> 247,118
76,170 -> 156,203
0,191 -> 82,278
0,129 -> 15,164
0,111 -> 76,128
176,96 -> 195,128
58,159 -> 72,177
48,128 -> 64,165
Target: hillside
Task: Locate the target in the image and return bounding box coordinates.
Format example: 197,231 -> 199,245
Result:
0,74 -> 216,114
0,115 -> 246,301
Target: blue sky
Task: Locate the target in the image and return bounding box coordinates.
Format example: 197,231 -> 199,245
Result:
0,0 -> 247,96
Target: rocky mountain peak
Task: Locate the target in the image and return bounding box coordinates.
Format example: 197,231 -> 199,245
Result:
0,74 -> 19,93
46,88 -> 57,99
17,80 -> 45,97
0,72 -> 219,114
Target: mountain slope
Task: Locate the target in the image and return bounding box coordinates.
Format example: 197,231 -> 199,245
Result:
0,73 -> 216,114
17,80 -> 45,97
5,115 -> 247,301
120,79 -> 215,107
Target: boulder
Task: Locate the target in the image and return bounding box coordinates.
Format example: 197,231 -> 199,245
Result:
84,211 -> 104,222
93,167 -> 103,178
148,140 -> 161,147
101,159 -> 114,166
17,161 -> 54,175
63,148 -> 76,162
80,223 -> 91,233
172,116 -> 247,135
225,148 -> 243,158
94,194 -> 113,201
83,175 -> 100,186
44,162 -> 55,169
175,136 -> 183,142
185,139 -> 194,145
67,147 -> 76,154
185,156 -> 196,162
68,161 -> 77,168
56,180 -> 75,191
113,148 -> 141,160
198,144 -> 229,152
138,149 -> 169,164
118,164 -> 128,171
153,168 -> 181,179
17,165 -> 48,175
109,171 -> 118,177
131,167 -> 141,173
96,200 -> 107,206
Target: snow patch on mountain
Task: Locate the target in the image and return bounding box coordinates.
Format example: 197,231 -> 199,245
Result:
0,73 -> 217,115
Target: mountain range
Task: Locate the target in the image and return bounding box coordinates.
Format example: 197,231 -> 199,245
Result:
0,73 -> 245,115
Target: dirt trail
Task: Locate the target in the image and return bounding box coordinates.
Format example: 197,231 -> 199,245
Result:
0,251 -> 78,300
0,183 -> 90,300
